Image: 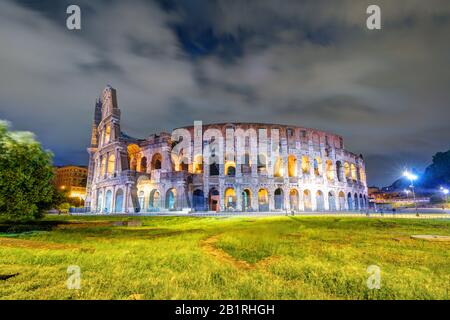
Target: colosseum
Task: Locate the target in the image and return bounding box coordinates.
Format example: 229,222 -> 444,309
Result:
85,86 -> 368,214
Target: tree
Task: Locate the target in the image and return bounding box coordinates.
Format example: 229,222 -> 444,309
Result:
0,120 -> 56,221
421,149 -> 450,189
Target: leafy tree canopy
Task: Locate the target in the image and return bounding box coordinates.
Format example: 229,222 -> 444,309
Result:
421,149 -> 450,189
0,120 -> 58,221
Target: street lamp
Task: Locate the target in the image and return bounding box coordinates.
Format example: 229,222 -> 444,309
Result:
403,189 -> 410,198
441,187 -> 449,204
403,170 -> 418,216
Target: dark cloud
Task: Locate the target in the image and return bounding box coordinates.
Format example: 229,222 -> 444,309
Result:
0,0 -> 449,187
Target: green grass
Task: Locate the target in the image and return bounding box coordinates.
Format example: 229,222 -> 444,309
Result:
0,215 -> 449,299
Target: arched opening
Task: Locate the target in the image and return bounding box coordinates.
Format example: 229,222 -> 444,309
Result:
347,193 -> 353,210
130,157 -> 137,171
336,161 -> 343,182
105,124 -> 111,144
225,161 -> 236,177
96,190 -> 103,212
302,156 -> 310,175
257,154 -> 267,174
151,153 -> 162,170
193,189 -> 205,211
314,157 -> 322,177
149,189 -> 160,210
359,167 -> 366,183
316,190 -> 325,211
241,153 -> 251,174
344,162 -> 350,179
289,189 -> 299,211
303,190 -> 312,211
273,157 -> 284,177
338,191 -> 346,210
114,189 -> 124,213
359,194 -> 364,210
166,188 -> 176,210
209,188 -> 220,211
274,188 -> 284,210
258,188 -> 269,211
105,190 -> 112,213
100,156 -> 107,177
328,191 -> 336,211
209,160 -> 220,176
351,164 -> 357,181
180,161 -> 189,172
138,191 -> 145,212
242,189 -> 252,211
128,144 -> 141,171
354,193 -> 359,210
288,155 -> 297,177
224,188 -> 236,209
140,157 -> 147,173
107,154 -> 115,175
193,155 -> 203,174
312,133 -> 320,149
325,160 -> 334,181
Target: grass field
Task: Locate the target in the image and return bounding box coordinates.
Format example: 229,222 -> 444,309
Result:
0,215 -> 449,300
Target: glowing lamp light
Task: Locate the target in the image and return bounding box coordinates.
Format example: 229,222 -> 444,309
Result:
443,189 -> 449,195
403,170 -> 418,181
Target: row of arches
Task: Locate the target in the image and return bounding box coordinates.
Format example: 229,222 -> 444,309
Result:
96,188 -> 124,213
205,155 -> 364,183
121,145 -> 366,185
96,186 -> 368,213
192,187 -> 368,212
128,146 -> 162,172
137,188 -> 176,211
98,153 -> 116,177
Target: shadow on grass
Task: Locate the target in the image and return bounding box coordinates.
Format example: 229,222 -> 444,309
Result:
0,219 -> 69,234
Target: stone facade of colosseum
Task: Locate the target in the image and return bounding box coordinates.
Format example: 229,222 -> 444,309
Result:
85,86 -> 368,214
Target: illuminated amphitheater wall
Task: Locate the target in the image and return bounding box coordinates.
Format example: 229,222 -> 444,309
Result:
85,86 -> 368,213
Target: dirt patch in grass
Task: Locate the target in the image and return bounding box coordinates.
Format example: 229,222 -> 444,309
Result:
0,238 -> 79,250
411,235 -> 450,242
200,235 -> 280,271
56,221 -> 113,229
144,228 -> 205,239
200,235 -> 253,270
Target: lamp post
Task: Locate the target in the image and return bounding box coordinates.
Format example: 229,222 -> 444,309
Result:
403,189 -> 410,199
440,187 -> 449,205
403,170 -> 418,216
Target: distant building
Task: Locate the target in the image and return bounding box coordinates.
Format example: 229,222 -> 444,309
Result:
54,165 -> 88,200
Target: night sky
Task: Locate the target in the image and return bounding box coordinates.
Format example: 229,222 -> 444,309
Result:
0,0 -> 449,187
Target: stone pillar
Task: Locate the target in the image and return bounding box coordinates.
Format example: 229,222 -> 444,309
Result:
219,186 -> 225,212
111,185 -> 116,213
251,151 -> 258,177
344,193 -> 349,211
124,184 -> 129,213
284,187 -> 290,212
324,189 -> 330,211
269,188 -> 274,211
252,188 -> 259,211
236,161 -> 242,177
101,186 -> 106,213
311,189 -> 317,211
299,189 -> 305,211
236,187 -> 242,211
